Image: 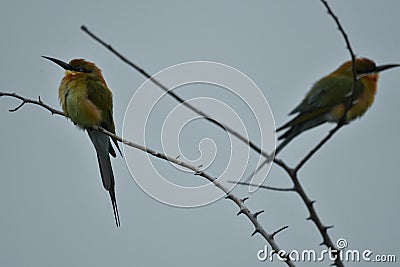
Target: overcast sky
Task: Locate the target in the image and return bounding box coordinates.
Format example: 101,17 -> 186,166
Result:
1,1 -> 399,266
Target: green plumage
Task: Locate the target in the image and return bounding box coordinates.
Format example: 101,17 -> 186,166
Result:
275,58 -> 394,154
43,56 -> 121,226
289,75 -> 363,115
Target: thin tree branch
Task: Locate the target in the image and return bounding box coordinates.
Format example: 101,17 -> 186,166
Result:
292,1 -> 358,173
320,0 -> 356,61
294,123 -> 342,173
0,91 -> 295,267
0,92 -> 64,116
229,181 -> 294,192
80,25 -> 273,161
289,171 -> 341,264
319,0 -> 358,119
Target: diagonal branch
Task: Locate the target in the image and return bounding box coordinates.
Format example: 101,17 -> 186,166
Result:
289,170 -> 342,266
229,181 -> 294,192
320,0 -> 358,115
0,91 -> 295,267
294,123 -> 342,172
80,25 -> 273,161
320,0 -> 356,60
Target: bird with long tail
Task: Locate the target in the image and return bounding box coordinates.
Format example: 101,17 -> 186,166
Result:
43,56 -> 122,226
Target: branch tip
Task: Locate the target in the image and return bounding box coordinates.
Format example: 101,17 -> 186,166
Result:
9,101 -> 25,112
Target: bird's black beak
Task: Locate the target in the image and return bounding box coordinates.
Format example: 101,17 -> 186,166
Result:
375,64 -> 400,73
42,56 -> 75,71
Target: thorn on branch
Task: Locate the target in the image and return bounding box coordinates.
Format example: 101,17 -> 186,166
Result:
224,194 -> 234,201
237,209 -> 245,216
253,210 -> 264,218
251,228 -> 260,237
241,197 -> 249,203
271,225 -> 289,239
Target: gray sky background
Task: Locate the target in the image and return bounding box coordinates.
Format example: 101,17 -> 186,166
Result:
1,1 -> 399,266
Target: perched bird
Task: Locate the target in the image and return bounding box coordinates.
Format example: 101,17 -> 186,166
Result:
276,58 -> 399,154
43,56 -> 122,226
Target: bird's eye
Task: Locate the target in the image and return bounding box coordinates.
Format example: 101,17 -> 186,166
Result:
76,68 -> 91,73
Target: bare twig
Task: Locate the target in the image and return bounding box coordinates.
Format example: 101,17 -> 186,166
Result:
294,123 -> 342,172
80,25 -> 273,161
320,0 -> 356,60
1,91 -> 295,267
229,181 -> 294,192
0,92 -> 64,116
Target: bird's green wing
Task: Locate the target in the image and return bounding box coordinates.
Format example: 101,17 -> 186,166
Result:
85,77 -> 114,130
290,75 -> 364,115
86,77 -> 122,157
